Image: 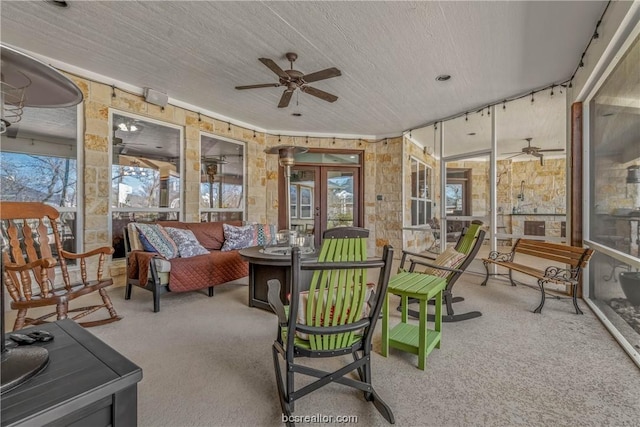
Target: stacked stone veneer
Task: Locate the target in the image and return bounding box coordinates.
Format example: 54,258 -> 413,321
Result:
67,74 -> 403,283
594,157 -> 640,212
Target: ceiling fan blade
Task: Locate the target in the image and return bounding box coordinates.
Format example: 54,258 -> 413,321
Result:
302,67 -> 341,83
530,152 -> 545,166
235,83 -> 280,90
504,153 -> 524,160
537,148 -> 565,152
259,58 -> 289,80
300,85 -> 338,103
278,90 -> 294,108
501,151 -> 523,155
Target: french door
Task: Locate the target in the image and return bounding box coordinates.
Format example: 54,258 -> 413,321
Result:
278,151 -> 363,246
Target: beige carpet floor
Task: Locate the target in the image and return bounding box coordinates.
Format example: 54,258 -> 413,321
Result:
8,263 -> 640,426
68,263 -> 640,427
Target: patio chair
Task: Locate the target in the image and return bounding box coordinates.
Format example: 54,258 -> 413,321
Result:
396,220 -> 485,322
267,228 -> 395,426
0,202 -> 121,331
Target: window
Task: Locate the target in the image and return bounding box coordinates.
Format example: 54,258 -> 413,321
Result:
110,111 -> 182,258
200,134 -> 245,222
586,33 -> 640,355
0,105 -> 80,256
410,158 -> 432,226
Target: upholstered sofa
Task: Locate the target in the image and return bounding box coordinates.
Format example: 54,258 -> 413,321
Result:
124,220 -> 250,312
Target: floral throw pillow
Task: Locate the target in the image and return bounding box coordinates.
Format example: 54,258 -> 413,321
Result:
221,224 -> 254,251
164,227 -> 210,258
135,224 -> 179,259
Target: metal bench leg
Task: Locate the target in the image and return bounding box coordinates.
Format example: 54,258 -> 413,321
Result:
534,280 -> 545,313
508,269 -> 517,286
572,284 -> 583,315
481,261 -> 490,286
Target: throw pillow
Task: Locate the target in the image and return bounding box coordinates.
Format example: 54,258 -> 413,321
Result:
420,246 -> 466,277
251,223 -> 277,246
135,224 -> 179,259
164,227 -> 210,258
293,283 -> 375,340
221,224 -> 254,251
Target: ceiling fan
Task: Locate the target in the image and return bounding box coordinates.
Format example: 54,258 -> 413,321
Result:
503,138 -> 564,166
235,52 -> 341,108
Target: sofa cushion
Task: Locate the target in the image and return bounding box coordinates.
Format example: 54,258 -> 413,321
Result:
136,224 -> 179,259
165,227 -> 210,258
221,224 -> 254,251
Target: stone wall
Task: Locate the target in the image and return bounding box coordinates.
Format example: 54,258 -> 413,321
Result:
65,74 -> 401,285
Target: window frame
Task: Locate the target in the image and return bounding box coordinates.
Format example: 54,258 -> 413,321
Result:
199,133 -> 245,222
0,103 -> 83,255
410,157 -> 433,226
109,109 -> 184,249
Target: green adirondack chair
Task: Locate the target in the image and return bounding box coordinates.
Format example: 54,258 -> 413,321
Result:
267,227 -> 395,426
395,220 -> 486,322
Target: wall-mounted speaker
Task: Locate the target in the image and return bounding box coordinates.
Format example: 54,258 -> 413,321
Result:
143,88 -> 168,107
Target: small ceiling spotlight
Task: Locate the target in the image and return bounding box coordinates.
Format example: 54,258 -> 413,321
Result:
435,74 -> 451,82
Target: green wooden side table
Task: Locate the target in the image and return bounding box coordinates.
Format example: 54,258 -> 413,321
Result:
381,271 -> 447,370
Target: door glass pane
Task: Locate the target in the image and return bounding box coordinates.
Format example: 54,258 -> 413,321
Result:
327,171 -> 354,228
290,169 -> 316,234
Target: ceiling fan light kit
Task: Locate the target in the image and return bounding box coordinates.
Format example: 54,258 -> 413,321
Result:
236,52 -> 341,108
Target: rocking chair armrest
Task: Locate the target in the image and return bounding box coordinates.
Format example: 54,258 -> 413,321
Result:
61,246 -> 115,259
296,318 -> 371,335
4,257 -> 57,271
267,279 -> 288,326
401,250 -> 437,261
409,259 -> 464,274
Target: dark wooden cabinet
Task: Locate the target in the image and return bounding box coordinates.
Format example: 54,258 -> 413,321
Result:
1,320 -> 142,427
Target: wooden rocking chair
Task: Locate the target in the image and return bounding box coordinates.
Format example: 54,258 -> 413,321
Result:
267,228 -> 395,426
0,202 -> 121,331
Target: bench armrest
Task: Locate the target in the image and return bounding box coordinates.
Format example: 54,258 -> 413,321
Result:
543,266 -> 579,283
485,250 -> 514,263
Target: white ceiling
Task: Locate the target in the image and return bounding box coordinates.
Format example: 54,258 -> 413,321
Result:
1,1 -> 607,139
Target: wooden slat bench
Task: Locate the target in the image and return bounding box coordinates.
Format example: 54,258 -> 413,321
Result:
481,239 -> 594,314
